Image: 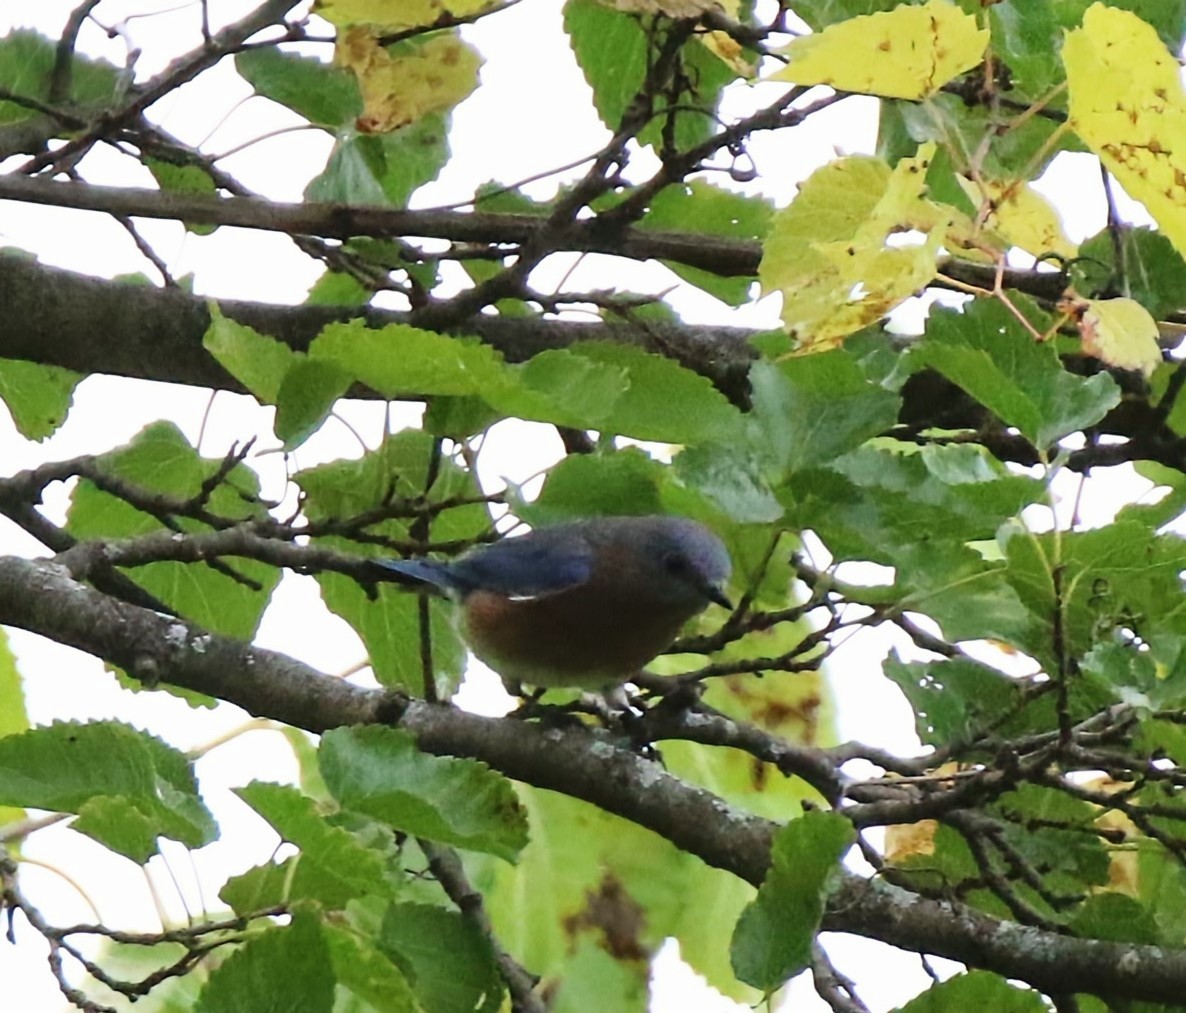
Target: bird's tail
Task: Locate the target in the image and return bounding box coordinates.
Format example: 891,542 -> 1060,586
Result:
372,557 -> 457,592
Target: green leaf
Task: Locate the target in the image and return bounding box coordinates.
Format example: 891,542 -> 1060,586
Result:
470,784 -> 757,1002
749,353 -> 901,476
0,629 -> 29,827
203,307 -> 298,405
1081,634 -> 1186,711
885,822 -> 981,906
0,357 -> 80,440
0,631 -> 26,739
896,970 -> 1047,1012
549,941 -> 647,1013
570,342 -> 745,444
66,422 -> 280,641
196,910 -> 335,1013
225,781 -> 397,911
311,320 -> 505,398
657,622 -> 826,821
1069,892 -> 1159,944
563,0 -> 731,151
1129,837 -> 1186,946
0,720 -> 216,863
378,903 -> 503,1013
1003,522 -> 1186,666
423,395 -> 501,439
306,115 -> 449,209
0,30 -> 120,125
1075,226 -> 1186,320
990,783 -> 1110,895
305,270 -> 371,307
883,92 -> 1075,178
235,48 -> 361,129
674,442 -> 784,524
914,299 -> 1120,449
793,0 -> 899,31
520,447 -> 668,525
319,726 -> 528,861
274,358 -> 352,448
502,349 -> 627,428
204,310 -> 351,449
987,3 -> 1068,96
884,655 -> 1021,748
641,182 -> 772,306
312,320 -> 631,430
730,810 -> 854,991
901,546 -> 1035,649
820,443 -> 1043,552
324,924 -> 419,1012
146,157 -> 219,235
295,432 -> 485,692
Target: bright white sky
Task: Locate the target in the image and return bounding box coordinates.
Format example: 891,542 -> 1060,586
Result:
0,2 -> 1161,1010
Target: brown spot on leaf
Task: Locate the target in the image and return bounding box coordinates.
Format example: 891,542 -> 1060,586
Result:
562,874 -> 649,962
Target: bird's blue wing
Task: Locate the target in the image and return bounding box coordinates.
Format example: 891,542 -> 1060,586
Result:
376,530 -> 594,598
372,557 -> 458,591
447,534 -> 594,597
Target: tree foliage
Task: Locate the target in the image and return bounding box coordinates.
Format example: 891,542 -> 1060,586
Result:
3,0 -> 1186,1009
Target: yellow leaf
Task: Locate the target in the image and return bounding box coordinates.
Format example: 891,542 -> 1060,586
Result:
316,0 -> 493,29
955,177 -> 1077,259
1085,777 -> 1139,898
759,144 -> 955,353
336,29 -> 482,133
885,819 -> 938,863
700,29 -> 757,77
1065,4 -> 1186,258
1074,296 -> 1162,377
768,0 -> 989,100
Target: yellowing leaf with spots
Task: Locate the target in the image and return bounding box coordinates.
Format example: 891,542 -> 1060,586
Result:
315,0 -> 494,29
759,145 -> 957,353
1065,4 -> 1186,258
336,29 -> 481,133
885,819 -> 938,862
1077,297 -> 1162,377
769,0 -> 988,100
956,177 -> 1077,259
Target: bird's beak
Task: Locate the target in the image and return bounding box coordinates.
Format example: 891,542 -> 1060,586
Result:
704,584 -> 733,611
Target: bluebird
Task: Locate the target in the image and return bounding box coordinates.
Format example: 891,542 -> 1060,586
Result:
378,515 -> 732,691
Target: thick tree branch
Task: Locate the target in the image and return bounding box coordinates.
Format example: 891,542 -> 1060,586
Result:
4,256 -> 1185,473
0,256 -> 757,402
4,255 -> 1186,506
3,553 -> 1186,1003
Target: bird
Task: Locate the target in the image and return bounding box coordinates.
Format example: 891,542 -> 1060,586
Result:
377,515 -> 733,692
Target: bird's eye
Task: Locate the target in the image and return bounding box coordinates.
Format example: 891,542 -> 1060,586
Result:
663,553 -> 689,576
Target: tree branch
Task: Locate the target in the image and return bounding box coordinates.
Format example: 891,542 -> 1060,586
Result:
0,176 -> 1090,310
5,255 -> 1186,474
3,553 -> 1186,1003
0,256 -> 757,402
0,175 -> 760,278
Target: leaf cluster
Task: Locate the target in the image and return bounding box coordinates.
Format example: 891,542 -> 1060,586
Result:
5,1 -> 1186,1011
